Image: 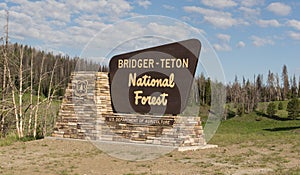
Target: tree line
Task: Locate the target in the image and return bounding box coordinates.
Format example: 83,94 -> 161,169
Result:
196,64 -> 300,119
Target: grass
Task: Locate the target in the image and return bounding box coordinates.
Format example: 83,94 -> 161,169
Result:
1,92 -> 62,138
0,133 -> 40,147
0,133 -> 18,146
206,111 -> 300,174
209,112 -> 300,146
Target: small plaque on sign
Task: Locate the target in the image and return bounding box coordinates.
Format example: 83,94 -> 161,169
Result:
109,39 -> 201,115
73,80 -> 88,97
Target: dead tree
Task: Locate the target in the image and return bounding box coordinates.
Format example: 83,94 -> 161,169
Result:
33,54 -> 45,138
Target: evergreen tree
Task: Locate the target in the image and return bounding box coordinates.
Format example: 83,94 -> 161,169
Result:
266,102 -> 277,117
287,98 -> 300,120
278,101 -> 284,110
205,78 -> 211,105
291,75 -> 297,98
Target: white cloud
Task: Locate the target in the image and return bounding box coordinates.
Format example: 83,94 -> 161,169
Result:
213,43 -> 231,51
183,6 -> 246,29
201,0 -> 237,9
256,19 -> 281,27
163,5 -> 175,10
287,31 -> 300,40
65,0 -> 133,19
267,2 -> 291,16
74,14 -> 108,30
213,33 -> 232,51
136,0 -> 151,9
1,0 -> 134,55
80,20 -> 202,60
217,33 -> 231,42
11,0 -> 71,22
237,41 -> 246,48
239,7 -> 260,19
250,36 -> 274,47
240,0 -> 264,7
286,20 -> 300,31
147,22 -> 192,40
184,6 -> 217,15
203,16 -> 237,29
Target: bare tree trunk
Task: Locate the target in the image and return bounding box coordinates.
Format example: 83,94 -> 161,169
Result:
28,51 -> 34,136
2,11 -> 21,138
0,11 -> 8,137
5,47 -> 20,138
19,47 -> 24,137
1,54 -> 6,137
43,59 -> 58,137
33,55 -> 45,138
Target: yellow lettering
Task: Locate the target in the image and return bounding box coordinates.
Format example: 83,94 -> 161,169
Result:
182,58 -> 188,68
138,59 -> 143,68
128,73 -> 175,88
160,59 -> 165,68
169,73 -> 175,88
118,60 -> 123,68
134,91 -> 143,105
149,59 -> 154,68
123,59 -> 129,68
128,73 -> 136,87
133,90 -> 169,106
165,59 -> 170,68
131,59 -> 136,68
170,58 -> 176,68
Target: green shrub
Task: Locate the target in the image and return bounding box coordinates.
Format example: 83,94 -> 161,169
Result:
287,98 -> 300,120
267,102 -> 277,117
278,102 -> 284,110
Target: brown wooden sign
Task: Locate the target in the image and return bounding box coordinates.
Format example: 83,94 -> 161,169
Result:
109,39 -> 201,115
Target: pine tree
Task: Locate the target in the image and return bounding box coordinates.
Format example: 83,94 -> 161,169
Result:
205,78 -> 211,105
267,102 -> 277,117
278,101 -> 284,110
291,75 -> 297,98
287,98 -> 300,120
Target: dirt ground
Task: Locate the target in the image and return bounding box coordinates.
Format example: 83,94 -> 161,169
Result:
0,137 -> 299,175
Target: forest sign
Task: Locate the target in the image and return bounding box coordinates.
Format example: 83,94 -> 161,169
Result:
109,39 -> 201,115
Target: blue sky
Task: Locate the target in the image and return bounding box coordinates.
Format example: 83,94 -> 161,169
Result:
0,0 -> 299,83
